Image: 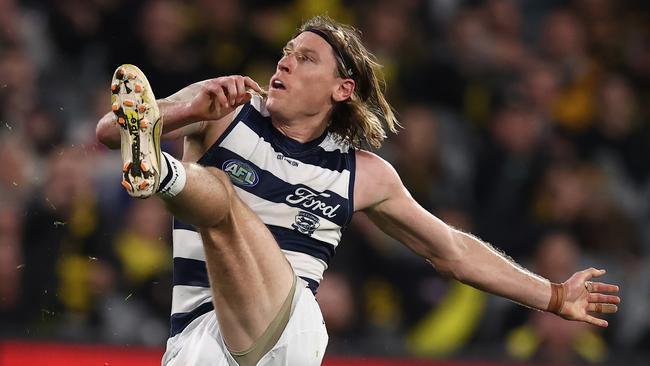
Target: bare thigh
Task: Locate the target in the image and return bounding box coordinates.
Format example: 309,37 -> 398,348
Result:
198,168 -> 294,352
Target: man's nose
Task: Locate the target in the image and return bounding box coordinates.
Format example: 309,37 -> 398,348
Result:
277,55 -> 293,74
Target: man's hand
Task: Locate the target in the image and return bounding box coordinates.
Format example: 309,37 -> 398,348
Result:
555,268 -> 620,327
187,76 -> 263,121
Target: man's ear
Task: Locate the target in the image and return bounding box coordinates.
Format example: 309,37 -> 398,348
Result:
333,79 -> 355,102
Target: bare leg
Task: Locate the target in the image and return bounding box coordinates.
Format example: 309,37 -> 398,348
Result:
163,163 -> 295,352
108,64 -> 293,352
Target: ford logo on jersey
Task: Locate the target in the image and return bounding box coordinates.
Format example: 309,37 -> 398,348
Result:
222,159 -> 259,187
286,187 -> 340,219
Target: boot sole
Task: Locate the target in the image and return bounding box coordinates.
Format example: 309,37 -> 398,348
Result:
111,64 -> 162,198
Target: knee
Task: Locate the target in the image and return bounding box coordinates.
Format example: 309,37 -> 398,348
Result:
178,164 -> 236,227
204,167 -> 237,218
205,167 -> 235,197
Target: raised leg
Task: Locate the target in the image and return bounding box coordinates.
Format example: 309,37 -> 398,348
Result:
111,65 -> 295,353
167,164 -> 295,351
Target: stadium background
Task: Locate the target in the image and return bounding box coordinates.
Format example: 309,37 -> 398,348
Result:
1,0 -> 649,365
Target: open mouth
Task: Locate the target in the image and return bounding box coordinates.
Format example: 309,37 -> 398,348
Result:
271,79 -> 286,90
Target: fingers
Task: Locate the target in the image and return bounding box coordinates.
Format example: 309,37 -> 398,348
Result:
224,78 -> 238,106
586,302 -> 618,314
202,79 -> 228,108
588,282 -> 619,294
584,314 -> 609,328
202,76 -> 260,112
580,268 -> 619,293
583,267 -> 606,280
242,92 -> 252,104
588,293 -> 621,304
243,76 -> 263,93
214,86 -> 229,109
235,77 -> 247,104
222,76 -> 258,106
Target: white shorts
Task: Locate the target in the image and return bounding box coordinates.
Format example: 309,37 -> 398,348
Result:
161,278 -> 328,366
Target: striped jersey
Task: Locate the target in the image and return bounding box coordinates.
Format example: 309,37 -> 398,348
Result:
169,95 -> 356,337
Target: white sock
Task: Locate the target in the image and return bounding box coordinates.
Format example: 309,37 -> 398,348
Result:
157,151 -> 186,198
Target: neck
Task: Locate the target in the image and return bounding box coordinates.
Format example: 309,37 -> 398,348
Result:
271,112 -> 330,143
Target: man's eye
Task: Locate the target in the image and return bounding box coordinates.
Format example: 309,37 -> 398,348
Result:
297,53 -> 313,62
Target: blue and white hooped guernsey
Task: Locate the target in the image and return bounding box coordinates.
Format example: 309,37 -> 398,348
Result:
169,95 -> 356,337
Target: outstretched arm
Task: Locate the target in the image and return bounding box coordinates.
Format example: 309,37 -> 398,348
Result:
96,76 -> 263,149
356,151 -> 620,327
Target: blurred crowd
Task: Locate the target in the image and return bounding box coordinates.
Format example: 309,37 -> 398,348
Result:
1,0 -> 649,364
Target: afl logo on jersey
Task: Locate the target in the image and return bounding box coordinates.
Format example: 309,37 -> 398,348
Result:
292,211 -> 321,236
222,159 -> 259,187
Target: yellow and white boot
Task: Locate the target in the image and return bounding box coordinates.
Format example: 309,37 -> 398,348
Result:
111,64 -> 162,198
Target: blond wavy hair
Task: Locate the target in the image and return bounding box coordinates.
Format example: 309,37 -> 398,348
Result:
297,16 -> 399,149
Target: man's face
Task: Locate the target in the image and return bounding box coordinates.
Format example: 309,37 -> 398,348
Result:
266,32 -> 343,121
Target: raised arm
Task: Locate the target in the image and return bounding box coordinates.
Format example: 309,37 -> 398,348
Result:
96,76 -> 263,149
355,151 -> 620,327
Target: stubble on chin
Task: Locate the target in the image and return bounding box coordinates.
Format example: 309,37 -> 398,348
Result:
265,98 -> 284,120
